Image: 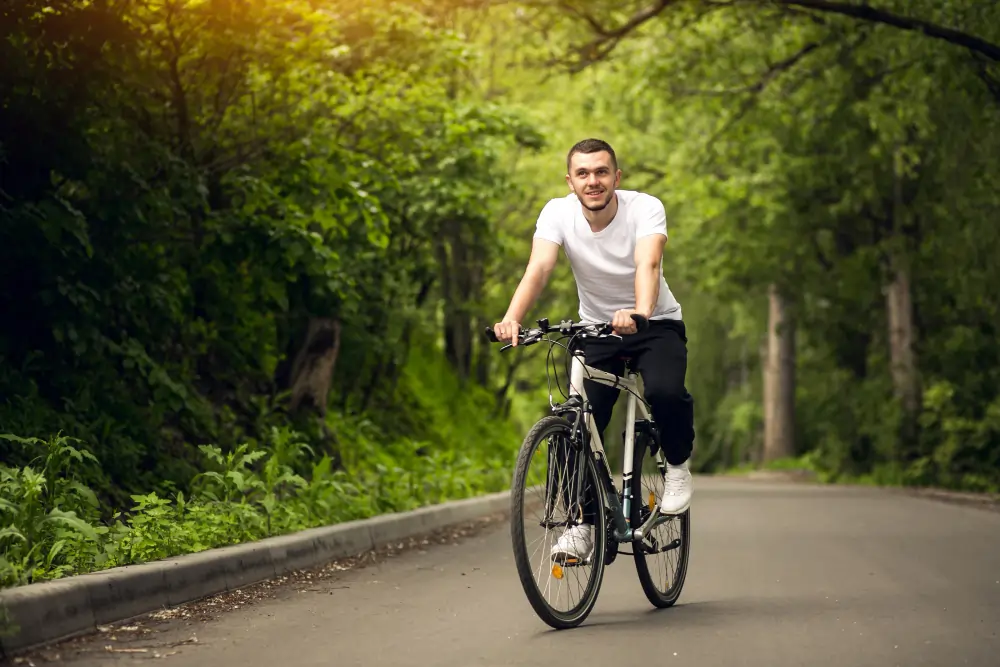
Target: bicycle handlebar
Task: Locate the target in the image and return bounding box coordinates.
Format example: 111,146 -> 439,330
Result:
483,314 -> 649,349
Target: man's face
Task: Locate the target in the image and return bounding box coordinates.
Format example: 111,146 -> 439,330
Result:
566,150 -> 621,212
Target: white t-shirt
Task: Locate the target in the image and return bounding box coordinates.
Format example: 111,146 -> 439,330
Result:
533,189 -> 682,324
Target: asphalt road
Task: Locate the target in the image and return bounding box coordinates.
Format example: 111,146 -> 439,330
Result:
33,477 -> 1000,666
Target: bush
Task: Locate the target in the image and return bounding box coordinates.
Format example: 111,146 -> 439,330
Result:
0,415 -> 518,589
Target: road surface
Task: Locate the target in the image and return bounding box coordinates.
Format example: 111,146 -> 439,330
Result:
28,477 -> 1000,666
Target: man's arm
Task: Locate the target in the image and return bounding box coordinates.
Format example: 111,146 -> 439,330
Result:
495,238 -> 560,345
633,233 -> 666,318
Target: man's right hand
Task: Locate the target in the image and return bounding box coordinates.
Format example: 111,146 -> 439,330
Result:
492,320 -> 522,346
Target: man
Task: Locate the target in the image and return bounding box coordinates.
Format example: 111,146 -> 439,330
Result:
492,138 -> 695,561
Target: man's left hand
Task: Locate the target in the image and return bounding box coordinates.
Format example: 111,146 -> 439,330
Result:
612,309 -> 645,335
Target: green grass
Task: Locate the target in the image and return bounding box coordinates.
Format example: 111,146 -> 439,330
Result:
722,451 -> 1000,497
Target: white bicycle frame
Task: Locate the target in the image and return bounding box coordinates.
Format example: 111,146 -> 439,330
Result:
564,348 -> 666,542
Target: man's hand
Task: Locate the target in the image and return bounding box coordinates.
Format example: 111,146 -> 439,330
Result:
612,309 -> 647,335
493,320 -> 522,346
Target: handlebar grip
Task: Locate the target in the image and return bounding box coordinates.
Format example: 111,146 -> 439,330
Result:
631,313 -> 649,333
484,326 -> 499,343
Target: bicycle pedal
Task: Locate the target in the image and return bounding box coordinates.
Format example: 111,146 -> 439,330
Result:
550,553 -> 586,567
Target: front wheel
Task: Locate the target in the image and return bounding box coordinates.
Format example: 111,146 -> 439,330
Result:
630,427 -> 691,608
510,415 -> 607,629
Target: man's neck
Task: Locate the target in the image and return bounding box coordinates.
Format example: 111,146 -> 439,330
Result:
582,192 -> 619,233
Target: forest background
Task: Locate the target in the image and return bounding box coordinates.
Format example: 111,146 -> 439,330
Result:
2,0 -> 998,588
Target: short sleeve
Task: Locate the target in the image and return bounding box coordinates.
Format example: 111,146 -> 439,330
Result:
533,198 -> 566,246
635,194 -> 668,240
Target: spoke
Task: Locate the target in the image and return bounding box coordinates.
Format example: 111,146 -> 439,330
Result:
640,463 -> 683,596
522,431 -> 599,614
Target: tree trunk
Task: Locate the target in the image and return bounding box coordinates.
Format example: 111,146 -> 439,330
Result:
884,147 -> 921,455
436,229 -> 468,379
885,257 -> 919,450
288,317 -> 342,418
358,356 -> 385,413
474,314 -> 492,386
438,219 -> 485,381
494,352 -> 530,418
763,284 -> 796,463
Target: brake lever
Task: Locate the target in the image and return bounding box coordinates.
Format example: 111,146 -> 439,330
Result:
593,323 -> 619,339
501,331 -> 541,351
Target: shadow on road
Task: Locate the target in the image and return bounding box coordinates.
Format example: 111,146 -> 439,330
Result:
524,595 -> 856,638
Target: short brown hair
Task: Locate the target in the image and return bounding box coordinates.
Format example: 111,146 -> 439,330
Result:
566,138 -> 618,172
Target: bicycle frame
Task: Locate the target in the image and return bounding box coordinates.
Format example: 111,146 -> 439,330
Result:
563,348 -> 670,545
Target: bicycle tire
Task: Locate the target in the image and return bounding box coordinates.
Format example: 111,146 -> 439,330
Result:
629,427 -> 691,608
510,415 -> 608,629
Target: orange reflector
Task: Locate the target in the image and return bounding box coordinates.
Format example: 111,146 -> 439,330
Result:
648,492 -> 655,511
552,564 -> 564,579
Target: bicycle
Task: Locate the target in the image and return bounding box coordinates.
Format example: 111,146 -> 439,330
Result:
485,314 -> 691,629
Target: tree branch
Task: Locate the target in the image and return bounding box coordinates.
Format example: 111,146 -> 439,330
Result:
554,0 -> 1000,69
556,0 -> 608,36
566,0 -> 682,72
632,162 -> 667,179
971,54 -> 1000,104
670,40 -> 823,97
695,35 -> 845,160
811,233 -> 835,272
777,0 -> 1000,62
162,1 -> 193,159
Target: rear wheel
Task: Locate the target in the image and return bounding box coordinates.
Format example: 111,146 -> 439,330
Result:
510,415 -> 608,629
629,425 -> 690,608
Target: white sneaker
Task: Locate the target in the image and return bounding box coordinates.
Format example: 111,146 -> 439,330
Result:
659,460 -> 692,515
550,524 -> 594,563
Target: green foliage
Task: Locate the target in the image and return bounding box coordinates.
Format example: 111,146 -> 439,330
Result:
0,341 -> 520,587
0,0 -> 542,589
0,0 -> 541,504
482,0 -> 1000,492
3,0 -> 1000,591
0,434 -> 109,586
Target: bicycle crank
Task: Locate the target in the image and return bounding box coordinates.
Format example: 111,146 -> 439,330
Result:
631,508 -> 675,541
638,536 -> 682,555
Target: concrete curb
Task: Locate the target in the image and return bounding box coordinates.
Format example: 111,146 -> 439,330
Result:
742,470 -> 818,482
0,490 -> 512,657
721,471 -> 1000,511
897,486 -> 1000,511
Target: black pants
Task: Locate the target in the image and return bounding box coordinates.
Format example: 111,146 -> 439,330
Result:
583,319 -> 695,466
560,319 -> 695,525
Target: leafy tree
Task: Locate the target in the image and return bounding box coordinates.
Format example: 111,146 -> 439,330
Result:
0,0 -> 543,505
